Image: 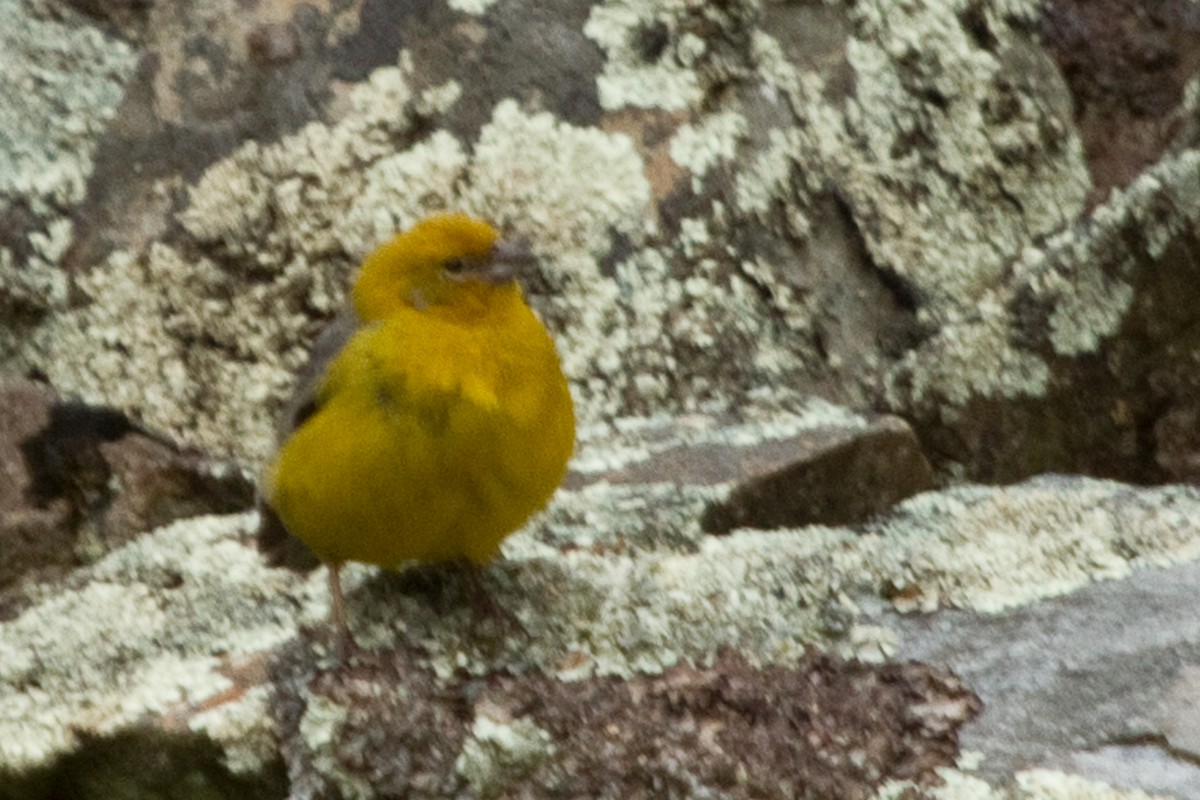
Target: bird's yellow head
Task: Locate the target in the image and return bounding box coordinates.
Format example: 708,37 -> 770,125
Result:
352,213 -> 530,323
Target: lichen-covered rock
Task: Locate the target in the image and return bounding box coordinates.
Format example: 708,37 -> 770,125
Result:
4,0 -> 1200,796
4,473 -> 1200,796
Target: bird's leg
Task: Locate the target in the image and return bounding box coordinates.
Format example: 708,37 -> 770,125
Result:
327,562 -> 353,660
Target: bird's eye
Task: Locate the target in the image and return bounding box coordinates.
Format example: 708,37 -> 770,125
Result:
443,257 -> 468,275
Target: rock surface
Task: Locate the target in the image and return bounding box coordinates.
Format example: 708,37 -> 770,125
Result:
1,0 -> 1200,797
0,379 -> 252,613
895,557 -> 1200,799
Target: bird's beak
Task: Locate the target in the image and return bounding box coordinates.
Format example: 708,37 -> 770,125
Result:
479,238 -> 537,284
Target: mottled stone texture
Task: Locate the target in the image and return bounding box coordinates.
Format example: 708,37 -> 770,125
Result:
1041,0 -> 1200,200
0,379 -> 252,604
270,644 -> 977,800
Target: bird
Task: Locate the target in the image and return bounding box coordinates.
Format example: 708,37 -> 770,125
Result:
258,213 -> 576,654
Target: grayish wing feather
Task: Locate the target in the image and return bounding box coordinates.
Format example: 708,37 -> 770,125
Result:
257,308 -> 361,571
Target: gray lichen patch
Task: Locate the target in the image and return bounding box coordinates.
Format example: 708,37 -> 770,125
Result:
460,99 -> 650,257
532,480 -> 718,555
296,694 -> 375,800
177,59 -> 463,271
867,476 -> 1200,614
0,0 -> 137,321
455,705 -> 556,796
739,3 -> 1080,316
0,512 -> 317,773
875,764 -> 1178,799
16,245 -> 303,463
840,0 -> 1089,310
745,0 -> 1090,315
584,0 -> 708,111
591,228 -> 828,417
332,475 -> 1200,681
883,149 -> 1200,480
0,0 -> 135,205
341,525 -> 865,681
884,98 -> 1200,397
668,108 -> 748,189
1016,149 -> 1200,357
569,0 -> 1100,426
885,295 -> 1052,412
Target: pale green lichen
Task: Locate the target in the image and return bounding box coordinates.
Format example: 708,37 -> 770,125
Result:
344,523 -> 865,681
22,244 -> 299,460
0,513 -> 316,772
551,0 -> 1108,432
733,127 -> 803,218
339,129 -> 471,258
868,478 -> 1200,614
459,98 -> 650,256
669,109 -> 748,190
179,55 -> 462,266
885,149 -> 1200,414
884,296 -> 1051,411
299,695 -> 373,800
583,0 -> 704,111
747,28 -> 802,103
598,230 -> 822,418
766,0 -> 1090,316
0,0 -> 136,347
876,765 -> 1176,800
739,255 -> 812,335
447,0 -> 497,15
841,0 -> 1088,307
0,0 -> 135,206
1123,152 -> 1200,261
1029,150 -> 1200,356
456,707 -> 555,795
347,477 -> 1200,679
531,481 -> 717,554
1048,272 -> 1135,357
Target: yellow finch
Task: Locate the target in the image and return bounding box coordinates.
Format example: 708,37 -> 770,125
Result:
259,213 -> 575,649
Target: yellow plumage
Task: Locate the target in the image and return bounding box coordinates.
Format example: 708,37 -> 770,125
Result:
262,214 -> 574,630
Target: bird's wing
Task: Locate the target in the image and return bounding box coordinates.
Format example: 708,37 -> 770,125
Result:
257,308 -> 360,571
276,309 -> 361,441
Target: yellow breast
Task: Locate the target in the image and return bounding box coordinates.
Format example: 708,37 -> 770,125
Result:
265,292 -> 575,568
